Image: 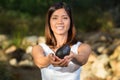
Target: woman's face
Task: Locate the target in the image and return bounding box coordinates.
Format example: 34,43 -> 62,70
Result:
50,8 -> 70,35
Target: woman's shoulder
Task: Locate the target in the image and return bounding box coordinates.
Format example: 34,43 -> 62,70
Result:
77,42 -> 91,54
32,43 -> 46,52
32,44 -> 43,51
38,43 -> 48,48
72,41 -> 82,46
78,42 -> 91,49
69,42 -> 79,54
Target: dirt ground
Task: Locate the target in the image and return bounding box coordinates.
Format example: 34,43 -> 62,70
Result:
11,66 -> 42,80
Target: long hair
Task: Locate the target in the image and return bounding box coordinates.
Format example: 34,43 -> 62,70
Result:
45,2 -> 77,46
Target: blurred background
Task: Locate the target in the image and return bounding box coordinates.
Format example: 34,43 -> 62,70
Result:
0,0 -> 120,80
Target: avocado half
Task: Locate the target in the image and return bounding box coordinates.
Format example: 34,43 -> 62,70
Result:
55,44 -> 71,59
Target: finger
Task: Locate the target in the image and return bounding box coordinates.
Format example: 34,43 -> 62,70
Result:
59,59 -> 69,67
50,53 -> 56,60
55,56 -> 62,61
52,59 -> 64,67
52,61 -> 61,67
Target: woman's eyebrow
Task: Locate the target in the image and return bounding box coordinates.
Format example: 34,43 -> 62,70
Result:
52,15 -> 68,17
62,15 -> 68,17
52,15 -> 58,17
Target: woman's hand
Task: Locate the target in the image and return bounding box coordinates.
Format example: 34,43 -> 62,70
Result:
63,51 -> 74,63
48,53 -> 73,67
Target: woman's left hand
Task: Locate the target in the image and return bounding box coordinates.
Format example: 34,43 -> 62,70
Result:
49,51 -> 73,67
63,51 -> 74,63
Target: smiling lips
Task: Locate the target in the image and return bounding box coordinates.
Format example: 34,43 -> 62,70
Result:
56,26 -> 64,30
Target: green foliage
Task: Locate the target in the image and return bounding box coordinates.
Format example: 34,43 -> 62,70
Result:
0,9 -> 44,35
11,32 -> 23,48
0,0 -> 50,15
97,12 -> 114,32
0,0 -> 119,37
74,9 -> 101,32
0,9 -> 45,48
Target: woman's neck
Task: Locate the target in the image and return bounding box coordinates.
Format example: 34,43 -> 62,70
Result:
54,34 -> 68,47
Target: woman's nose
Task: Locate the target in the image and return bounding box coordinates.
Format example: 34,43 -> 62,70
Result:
58,18 -> 63,23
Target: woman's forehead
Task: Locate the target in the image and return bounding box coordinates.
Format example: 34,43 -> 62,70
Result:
52,8 -> 68,16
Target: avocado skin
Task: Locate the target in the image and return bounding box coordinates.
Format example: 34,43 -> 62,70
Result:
55,44 -> 70,59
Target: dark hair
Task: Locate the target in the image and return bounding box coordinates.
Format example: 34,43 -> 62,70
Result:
45,2 -> 77,46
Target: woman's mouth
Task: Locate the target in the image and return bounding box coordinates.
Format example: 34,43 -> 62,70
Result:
56,26 -> 64,30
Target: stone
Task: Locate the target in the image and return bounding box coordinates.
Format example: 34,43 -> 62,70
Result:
91,54 -> 110,79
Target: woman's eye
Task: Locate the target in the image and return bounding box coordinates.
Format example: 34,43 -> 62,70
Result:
52,17 -> 57,20
63,17 -> 68,19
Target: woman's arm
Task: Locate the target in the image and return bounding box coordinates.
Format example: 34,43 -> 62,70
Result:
72,43 -> 92,66
32,45 -> 69,68
32,45 -> 50,68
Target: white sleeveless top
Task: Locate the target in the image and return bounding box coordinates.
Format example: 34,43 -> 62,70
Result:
39,42 -> 82,80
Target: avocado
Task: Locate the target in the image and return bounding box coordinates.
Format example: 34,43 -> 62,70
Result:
55,44 -> 70,59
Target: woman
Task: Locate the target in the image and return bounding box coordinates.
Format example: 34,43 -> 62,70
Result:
32,2 -> 91,80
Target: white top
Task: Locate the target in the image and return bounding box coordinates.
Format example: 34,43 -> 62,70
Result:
39,42 -> 82,80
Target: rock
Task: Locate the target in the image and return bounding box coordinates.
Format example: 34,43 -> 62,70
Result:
113,39 -> 120,46
84,32 -> 112,44
111,28 -> 120,39
109,60 -> 117,72
0,40 -> 11,49
92,42 -> 107,55
18,59 -> 34,67
0,34 -> 10,49
9,58 -> 17,66
22,36 -> 38,46
87,52 -> 97,62
38,36 -> 45,43
97,45 -> 106,54
1,30 -> 120,79
7,48 -> 26,62
110,45 -> 120,60
114,62 -> 120,76
0,50 -> 7,61
5,45 -> 17,54
0,34 -> 7,42
91,54 -> 110,79
104,43 -> 117,56
26,46 -> 33,54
